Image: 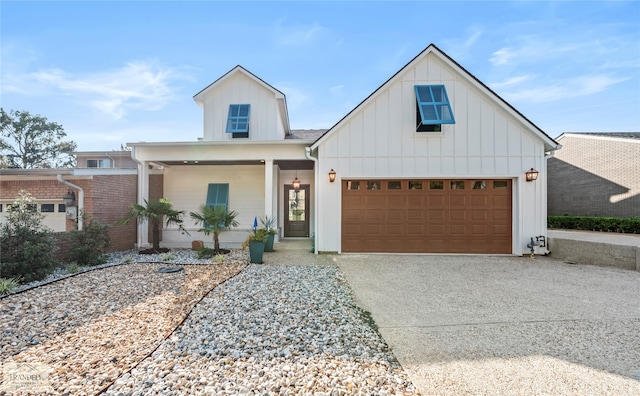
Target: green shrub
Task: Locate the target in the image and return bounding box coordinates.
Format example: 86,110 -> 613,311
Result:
0,277 -> 20,295
64,216 -> 111,266
548,216 -> 640,234
197,247 -> 215,259
0,191 -> 58,282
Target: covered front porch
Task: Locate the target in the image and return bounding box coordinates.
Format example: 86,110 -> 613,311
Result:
129,141 -> 315,249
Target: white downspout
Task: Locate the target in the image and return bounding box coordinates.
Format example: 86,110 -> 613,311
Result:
57,174 -> 84,231
305,147 -> 319,254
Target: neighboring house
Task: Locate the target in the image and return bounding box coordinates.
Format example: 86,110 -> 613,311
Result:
548,132 -> 640,218
129,44 -> 560,255
0,151 -> 149,252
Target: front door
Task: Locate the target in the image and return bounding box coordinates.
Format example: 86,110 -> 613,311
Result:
284,184 -> 310,237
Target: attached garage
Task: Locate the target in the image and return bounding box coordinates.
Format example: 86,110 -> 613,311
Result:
310,44 -> 560,255
342,179 -> 512,254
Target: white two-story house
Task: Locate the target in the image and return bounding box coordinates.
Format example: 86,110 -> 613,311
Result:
129,44 -> 559,255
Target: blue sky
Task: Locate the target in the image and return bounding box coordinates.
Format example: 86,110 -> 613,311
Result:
2,1 -> 639,151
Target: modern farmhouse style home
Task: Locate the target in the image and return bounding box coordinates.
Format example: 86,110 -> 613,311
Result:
128,44 -> 560,255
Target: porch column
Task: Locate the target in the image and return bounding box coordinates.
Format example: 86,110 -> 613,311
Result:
137,160 -> 150,248
264,160 -> 274,221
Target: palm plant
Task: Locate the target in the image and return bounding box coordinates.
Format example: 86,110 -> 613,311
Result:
189,205 -> 239,252
117,198 -> 187,252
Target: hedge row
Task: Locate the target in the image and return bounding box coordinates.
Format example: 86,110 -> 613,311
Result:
548,216 -> 640,234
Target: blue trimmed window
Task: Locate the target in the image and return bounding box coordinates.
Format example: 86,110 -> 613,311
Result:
415,85 -> 454,132
206,183 -> 229,210
226,104 -> 250,138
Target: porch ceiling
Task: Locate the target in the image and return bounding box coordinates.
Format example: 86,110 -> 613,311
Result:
274,160 -> 314,170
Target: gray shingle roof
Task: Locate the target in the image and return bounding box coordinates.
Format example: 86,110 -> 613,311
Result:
286,129 -> 328,140
566,132 -> 640,140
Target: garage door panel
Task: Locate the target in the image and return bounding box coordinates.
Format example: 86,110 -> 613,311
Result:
427,195 -> 446,206
407,224 -> 424,235
365,196 -> 386,206
428,209 -> 445,220
342,179 -> 512,253
365,210 -> 384,221
387,224 -> 404,235
450,210 -> 466,220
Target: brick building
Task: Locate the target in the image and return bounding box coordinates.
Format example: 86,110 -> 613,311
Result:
547,133 -> 640,218
0,151 -> 162,252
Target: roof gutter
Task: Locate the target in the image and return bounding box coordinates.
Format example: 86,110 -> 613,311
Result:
305,146 -> 319,254
57,174 -> 84,231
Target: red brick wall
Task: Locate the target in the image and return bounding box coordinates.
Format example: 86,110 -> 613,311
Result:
90,175 -> 138,251
1,175 -> 138,253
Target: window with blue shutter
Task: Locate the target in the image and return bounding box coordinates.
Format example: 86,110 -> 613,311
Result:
226,104 -> 250,138
206,183 -> 229,210
415,85 -> 454,132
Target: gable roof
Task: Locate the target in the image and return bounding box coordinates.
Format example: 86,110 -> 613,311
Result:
193,65 -> 291,134
311,43 -> 560,152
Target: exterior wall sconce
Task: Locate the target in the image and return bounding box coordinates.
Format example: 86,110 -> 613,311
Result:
63,190 -> 76,207
328,169 -> 336,183
525,168 -> 539,182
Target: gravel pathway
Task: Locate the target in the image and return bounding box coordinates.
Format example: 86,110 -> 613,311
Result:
0,250 -> 417,395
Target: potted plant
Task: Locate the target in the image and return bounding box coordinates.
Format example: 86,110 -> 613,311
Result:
260,215 -> 278,252
242,228 -> 268,264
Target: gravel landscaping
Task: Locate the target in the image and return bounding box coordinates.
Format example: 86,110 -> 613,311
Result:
0,249 -> 417,395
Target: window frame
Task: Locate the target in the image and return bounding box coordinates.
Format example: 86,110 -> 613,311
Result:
226,104 -> 250,138
415,84 -> 455,132
86,158 -> 111,168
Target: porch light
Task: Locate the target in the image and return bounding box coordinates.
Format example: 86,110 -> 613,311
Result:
328,169 -> 336,183
525,168 -> 539,182
63,190 -> 76,206
292,177 -> 301,191
292,168 -> 301,191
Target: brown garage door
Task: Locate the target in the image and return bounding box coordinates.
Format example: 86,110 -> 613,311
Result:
342,179 -> 512,253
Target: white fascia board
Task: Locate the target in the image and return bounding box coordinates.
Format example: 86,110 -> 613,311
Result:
71,169 -> 138,176
558,133 -> 640,145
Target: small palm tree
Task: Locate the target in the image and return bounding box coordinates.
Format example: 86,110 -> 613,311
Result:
190,205 -> 239,252
117,198 -> 187,252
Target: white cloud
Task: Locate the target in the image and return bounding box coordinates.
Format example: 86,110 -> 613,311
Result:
490,74 -> 535,89
489,47 -> 515,66
273,19 -> 328,47
329,84 -> 344,94
26,62 -> 178,119
502,74 -> 629,103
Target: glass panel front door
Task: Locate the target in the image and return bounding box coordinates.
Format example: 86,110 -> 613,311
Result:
284,185 -> 309,237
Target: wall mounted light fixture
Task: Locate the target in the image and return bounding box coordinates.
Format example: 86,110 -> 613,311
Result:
62,190 -> 76,207
328,169 -> 336,183
525,168 -> 539,182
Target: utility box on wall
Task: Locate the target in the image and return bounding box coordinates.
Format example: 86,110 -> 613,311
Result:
65,206 -> 77,220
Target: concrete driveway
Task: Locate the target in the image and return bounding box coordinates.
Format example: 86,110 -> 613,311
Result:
336,254 -> 640,395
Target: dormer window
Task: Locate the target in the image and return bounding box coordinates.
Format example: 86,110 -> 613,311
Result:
226,104 -> 250,138
415,85 -> 454,132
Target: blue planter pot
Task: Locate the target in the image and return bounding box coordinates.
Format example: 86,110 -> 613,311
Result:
264,234 -> 275,252
248,241 -> 265,264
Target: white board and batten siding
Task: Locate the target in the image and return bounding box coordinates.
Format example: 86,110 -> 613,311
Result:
198,70 -> 287,142
315,51 -> 550,255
